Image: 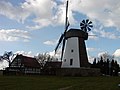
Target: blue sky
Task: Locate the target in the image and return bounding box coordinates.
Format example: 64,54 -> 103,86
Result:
0,0 -> 120,64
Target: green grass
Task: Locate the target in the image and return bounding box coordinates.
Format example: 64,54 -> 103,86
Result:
0,75 -> 120,90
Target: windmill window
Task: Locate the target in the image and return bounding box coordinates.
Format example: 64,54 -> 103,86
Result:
71,49 -> 74,53
64,59 -> 66,62
70,59 -> 73,65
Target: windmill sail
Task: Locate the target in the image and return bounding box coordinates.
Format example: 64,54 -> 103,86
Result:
65,0 -> 69,32
55,0 -> 69,61
61,39 -> 66,60
80,19 -> 93,32
61,0 -> 69,60
55,34 -> 64,54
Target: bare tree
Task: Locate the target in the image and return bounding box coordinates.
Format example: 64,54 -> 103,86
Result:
0,51 -> 13,67
35,53 -> 58,68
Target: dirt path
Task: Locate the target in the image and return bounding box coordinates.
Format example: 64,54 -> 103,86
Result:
58,86 -> 73,90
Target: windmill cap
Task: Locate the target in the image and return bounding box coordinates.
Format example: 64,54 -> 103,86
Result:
65,29 -> 88,40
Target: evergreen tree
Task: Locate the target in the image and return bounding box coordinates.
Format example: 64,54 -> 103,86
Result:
91,56 -> 120,76
99,56 -> 104,74
114,61 -> 119,76
91,58 -> 97,68
106,59 -> 110,75
111,59 -> 115,76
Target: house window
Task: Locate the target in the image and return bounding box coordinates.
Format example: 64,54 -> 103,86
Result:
18,59 -> 21,66
71,49 -> 74,53
70,59 -> 73,66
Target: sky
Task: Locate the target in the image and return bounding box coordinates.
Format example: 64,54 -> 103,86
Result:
0,0 -> 120,68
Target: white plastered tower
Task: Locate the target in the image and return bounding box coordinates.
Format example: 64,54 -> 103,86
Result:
61,29 -> 89,68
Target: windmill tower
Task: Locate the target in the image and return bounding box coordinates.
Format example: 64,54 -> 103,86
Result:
61,19 -> 93,68
55,1 -> 93,68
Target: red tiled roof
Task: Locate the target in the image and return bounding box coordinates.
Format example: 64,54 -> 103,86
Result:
22,57 -> 40,67
15,54 -> 40,68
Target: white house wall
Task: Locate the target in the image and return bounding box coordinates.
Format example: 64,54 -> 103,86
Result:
61,37 -> 80,68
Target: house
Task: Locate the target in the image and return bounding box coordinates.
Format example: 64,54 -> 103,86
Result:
5,54 -> 41,75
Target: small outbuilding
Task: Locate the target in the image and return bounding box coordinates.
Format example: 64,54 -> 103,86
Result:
42,61 -> 62,75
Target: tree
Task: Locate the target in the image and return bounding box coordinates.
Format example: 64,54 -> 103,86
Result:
106,59 -> 110,75
0,51 -> 13,67
93,58 -> 97,65
35,53 -> 58,68
91,58 -> 97,68
114,61 -> 119,76
91,55 -> 119,76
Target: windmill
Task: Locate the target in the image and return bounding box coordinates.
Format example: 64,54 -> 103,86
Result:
55,0 -> 93,68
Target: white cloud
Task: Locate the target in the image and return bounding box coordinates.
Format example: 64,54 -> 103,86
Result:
88,55 -> 95,64
25,0 -> 120,31
0,0 -> 57,29
22,0 -> 57,29
43,39 -> 57,46
70,0 -> 120,29
23,0 -> 76,29
99,31 -> 120,39
48,50 -> 55,57
0,0 -> 76,30
94,28 -> 120,39
0,29 -> 31,42
96,50 -> 120,64
15,51 -> 34,57
22,0 -> 55,18
0,0 -> 29,22
53,0 -> 76,25
0,60 -> 8,70
88,50 -> 120,64
88,31 -> 98,40
98,52 -> 114,61
27,19 -> 52,30
113,49 -> 120,64
113,49 -> 120,58
1,0 -> 120,31
87,48 -> 97,52
98,52 -> 107,58
87,47 -> 102,53
48,49 -> 61,60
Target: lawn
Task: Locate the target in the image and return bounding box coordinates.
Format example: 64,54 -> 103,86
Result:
0,75 -> 120,90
